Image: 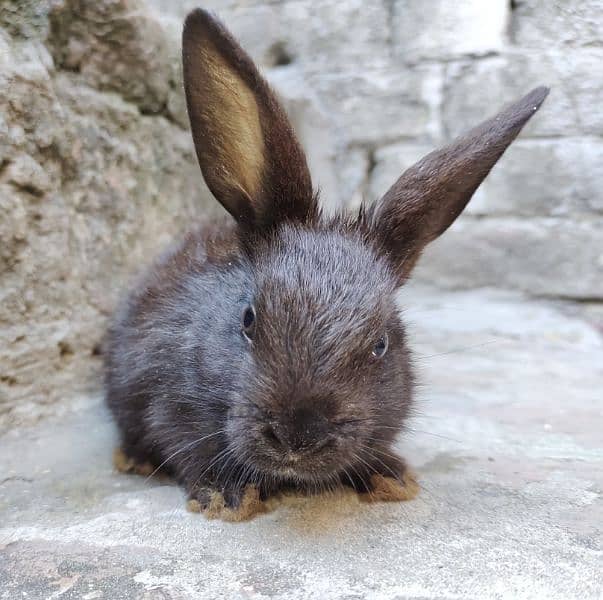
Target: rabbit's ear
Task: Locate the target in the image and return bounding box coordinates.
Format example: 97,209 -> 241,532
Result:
367,87 -> 549,283
182,9 -> 316,229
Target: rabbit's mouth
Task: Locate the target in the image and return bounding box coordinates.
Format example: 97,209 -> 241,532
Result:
272,463 -> 340,483
266,447 -> 348,482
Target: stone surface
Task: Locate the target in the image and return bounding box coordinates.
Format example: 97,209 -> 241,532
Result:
510,0 -> 603,48
1,285 -> 601,599
465,139 -> 603,217
309,65 -> 442,146
0,1 -> 220,428
49,0 -> 179,118
415,217 -> 603,299
392,0 -> 509,61
443,50 -> 603,138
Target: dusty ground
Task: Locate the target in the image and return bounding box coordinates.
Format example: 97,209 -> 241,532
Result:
1,284 -> 601,599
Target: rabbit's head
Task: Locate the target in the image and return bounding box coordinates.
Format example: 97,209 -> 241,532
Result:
182,10 -> 548,482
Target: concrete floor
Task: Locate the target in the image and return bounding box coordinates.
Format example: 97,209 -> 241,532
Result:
1,285 -> 601,599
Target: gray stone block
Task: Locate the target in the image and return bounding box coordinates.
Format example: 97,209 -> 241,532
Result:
336,147 -> 370,212
392,0 -> 509,61
311,64 -> 443,145
415,217 -> 603,298
468,139 -> 603,217
443,50 -> 603,137
510,0 -> 603,48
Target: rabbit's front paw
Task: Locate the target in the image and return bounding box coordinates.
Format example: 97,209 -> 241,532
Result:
113,447 -> 156,477
359,470 -> 419,503
344,451 -> 420,503
186,484 -> 269,522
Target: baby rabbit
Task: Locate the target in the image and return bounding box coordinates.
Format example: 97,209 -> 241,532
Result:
105,8 -> 548,519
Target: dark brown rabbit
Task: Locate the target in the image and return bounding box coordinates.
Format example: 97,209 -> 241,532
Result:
105,8 -> 549,519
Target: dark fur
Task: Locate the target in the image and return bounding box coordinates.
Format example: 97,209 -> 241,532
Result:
105,9 -> 548,510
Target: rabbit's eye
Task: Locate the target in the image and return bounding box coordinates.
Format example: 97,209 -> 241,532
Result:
242,304 -> 256,341
372,334 -> 388,358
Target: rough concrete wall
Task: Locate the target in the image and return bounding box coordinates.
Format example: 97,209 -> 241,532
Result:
1,0 -> 601,426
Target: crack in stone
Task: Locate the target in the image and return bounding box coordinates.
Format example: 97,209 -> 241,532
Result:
0,476 -> 34,485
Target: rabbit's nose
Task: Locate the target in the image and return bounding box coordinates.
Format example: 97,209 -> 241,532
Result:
279,408 -> 330,453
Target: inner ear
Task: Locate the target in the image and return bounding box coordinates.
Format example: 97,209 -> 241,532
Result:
184,31 -> 264,223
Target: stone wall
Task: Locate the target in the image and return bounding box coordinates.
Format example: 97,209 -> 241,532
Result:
1,0 -> 601,427
0,0 -> 221,426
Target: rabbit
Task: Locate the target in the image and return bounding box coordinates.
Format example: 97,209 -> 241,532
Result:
105,8 -> 549,520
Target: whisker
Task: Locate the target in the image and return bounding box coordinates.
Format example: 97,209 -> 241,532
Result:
213,446 -> 239,482
404,428 -> 461,443
341,466 -> 357,491
359,447 -> 401,480
144,429 -> 226,482
187,444 -> 236,497
416,340 -> 500,360
354,454 -> 375,496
